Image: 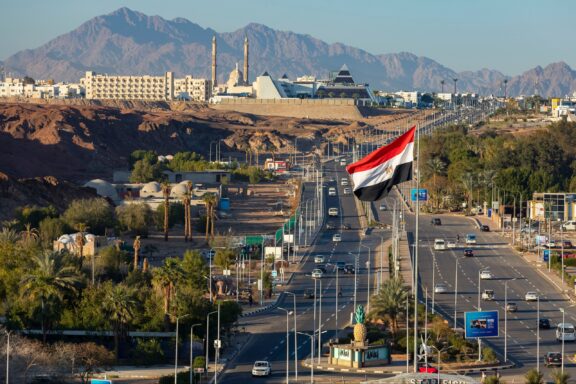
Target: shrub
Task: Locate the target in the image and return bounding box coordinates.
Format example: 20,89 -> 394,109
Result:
132,338 -> 164,365
62,198 -> 115,235
116,203 -> 153,236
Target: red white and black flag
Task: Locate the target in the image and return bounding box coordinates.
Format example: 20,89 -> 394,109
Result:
346,126 -> 415,202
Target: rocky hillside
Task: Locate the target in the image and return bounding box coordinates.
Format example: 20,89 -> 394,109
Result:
3,7 -> 574,96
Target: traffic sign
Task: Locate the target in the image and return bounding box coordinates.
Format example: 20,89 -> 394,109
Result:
271,270 -> 278,278
91,380 -> 112,384
410,188 -> 428,201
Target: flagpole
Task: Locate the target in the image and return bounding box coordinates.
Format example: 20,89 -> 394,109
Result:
413,122 -> 420,372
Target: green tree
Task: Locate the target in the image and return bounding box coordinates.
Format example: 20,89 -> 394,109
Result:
524,368 -> 543,384
20,251 -> 83,342
129,149 -> 158,169
155,202 -> 185,230
116,202 -> 153,236
39,217 -> 67,248
369,277 -> 408,334
181,250 -> 209,291
63,198 -> 115,235
153,258 -> 185,328
130,159 -> 163,183
214,248 -> 235,270
99,245 -> 130,279
102,282 -> 136,360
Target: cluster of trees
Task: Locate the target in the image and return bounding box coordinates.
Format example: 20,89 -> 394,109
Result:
420,120 -> 576,211
129,149 -> 273,184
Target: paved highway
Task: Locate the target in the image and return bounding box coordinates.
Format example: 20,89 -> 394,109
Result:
220,159 -> 386,383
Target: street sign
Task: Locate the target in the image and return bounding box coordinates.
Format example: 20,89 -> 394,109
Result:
245,235 -> 264,245
223,269 -> 231,276
464,310 -> 499,338
410,188 -> 428,201
214,339 -> 221,349
91,380 -> 112,384
271,270 -> 277,278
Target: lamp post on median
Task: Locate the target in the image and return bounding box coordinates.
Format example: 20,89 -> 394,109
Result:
285,291 -> 298,382
172,313 -> 191,384
297,332 -> 314,384
561,307 -> 566,374
205,310 -> 218,374
278,307 -> 293,383
360,244 -> 372,312
349,251 -> 359,320
190,323 -> 201,384
504,278 -> 516,362
477,269 -> 482,362
537,295 -> 540,374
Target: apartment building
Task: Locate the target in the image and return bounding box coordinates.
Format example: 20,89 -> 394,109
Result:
82,71 -> 175,100
174,76 -> 212,101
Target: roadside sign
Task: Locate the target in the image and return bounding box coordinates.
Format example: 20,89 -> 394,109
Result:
543,249 -> 550,262
410,188 -> 428,201
245,235 -> 264,245
464,311 -> 499,338
91,380 -> 112,384
214,339 -> 221,349
271,270 -> 278,278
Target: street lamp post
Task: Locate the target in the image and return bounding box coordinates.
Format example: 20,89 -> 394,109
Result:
360,244 -> 372,312
215,303 -> 221,384
205,311 -> 218,374
5,330 -> 10,384
173,314 -> 191,384
297,332 -> 314,384
477,270 -> 482,362
278,308 -> 293,384
504,279 -> 516,362
453,258 -> 458,330
537,295 -> 540,374
190,323 -> 201,384
317,279 -> 323,363
561,308 -> 565,373
349,251 -> 359,319
432,252 -> 436,315
285,292 -> 298,382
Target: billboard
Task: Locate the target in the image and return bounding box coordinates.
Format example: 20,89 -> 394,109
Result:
464,310 -> 499,339
410,188 -> 428,201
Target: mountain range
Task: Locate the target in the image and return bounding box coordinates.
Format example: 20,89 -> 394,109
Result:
3,7 -> 576,97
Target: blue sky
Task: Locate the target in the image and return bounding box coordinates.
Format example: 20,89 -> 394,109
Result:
1,0 -> 574,75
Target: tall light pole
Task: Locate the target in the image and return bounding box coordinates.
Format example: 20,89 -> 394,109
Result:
432,252 -> 436,315
560,219 -> 565,287
560,307 -> 565,374
537,295 -> 540,374
297,332 -> 314,384
173,314 -> 191,384
205,311 -> 217,374
360,244 -> 372,312
477,270 -> 482,362
317,279 -> 323,363
5,330 -> 10,384
278,308 -> 293,383
453,258 -> 458,330
285,291 -> 298,382
190,323 -> 201,384
349,252 -> 359,318
260,237 -> 265,306
504,279 -> 516,362
215,302 -> 221,384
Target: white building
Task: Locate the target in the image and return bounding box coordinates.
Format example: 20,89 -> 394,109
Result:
174,76 -> 212,102
82,71 -> 175,101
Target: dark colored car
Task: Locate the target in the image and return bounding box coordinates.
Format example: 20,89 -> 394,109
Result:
464,248 -> 474,257
431,218 -> 442,226
544,352 -> 562,367
316,264 -> 327,273
326,223 -> 336,230
336,261 -> 346,271
480,225 -> 490,232
303,288 -> 314,299
506,302 -> 518,312
563,240 -> 573,248
342,224 -> 351,230
539,318 -> 551,329
344,264 -> 355,274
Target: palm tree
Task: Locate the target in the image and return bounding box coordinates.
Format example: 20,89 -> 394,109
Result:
102,282 -> 136,360
20,223 -> 39,245
182,194 -> 190,242
21,252 -> 82,342
369,277 -> 408,334
551,369 -> 570,384
74,223 -> 88,262
524,368 -> 543,384
152,258 -> 184,329
0,227 -> 19,244
133,236 -> 141,270
161,182 -> 171,241
426,158 -> 446,208
460,172 -> 476,209
203,193 -> 217,241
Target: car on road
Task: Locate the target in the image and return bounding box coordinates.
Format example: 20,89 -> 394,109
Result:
481,289 -> 495,301
314,255 -> 325,264
464,248 -> 474,257
434,283 -> 448,294
563,240 -> 574,248
434,239 -> 446,250
344,264 -> 355,274
447,241 -> 457,249
480,269 -> 493,280
340,159 -> 347,166
379,203 -> 387,211
525,291 -> 538,302
480,225 -> 490,232
556,323 -> 576,342
336,261 -> 346,270
332,233 -> 342,242
328,207 -> 339,216
341,223 -> 351,230
343,187 -> 351,195
506,302 -> 518,312
315,264 -> 327,273
252,361 -> 272,377
326,223 -> 336,230
328,187 -> 336,196
544,352 -> 563,367
303,288 -> 314,299
311,269 -> 324,279
431,218 -> 442,226
465,233 -> 477,244
539,318 -> 551,329
341,178 -> 349,186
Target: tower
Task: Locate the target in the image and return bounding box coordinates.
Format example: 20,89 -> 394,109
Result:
243,35 -> 249,85
212,35 -> 217,87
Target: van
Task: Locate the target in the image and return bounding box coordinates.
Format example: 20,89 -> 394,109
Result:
465,233 -> 477,245
556,323 -> 576,342
328,187 -> 336,196
563,221 -> 576,231
328,207 -> 339,216
434,239 -> 446,251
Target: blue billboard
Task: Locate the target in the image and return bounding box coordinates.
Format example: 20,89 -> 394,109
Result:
410,188 -> 428,201
91,380 -> 112,384
464,311 -> 499,339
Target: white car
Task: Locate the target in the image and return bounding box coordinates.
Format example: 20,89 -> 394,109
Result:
341,178 -> 349,186
332,233 -> 342,242
328,187 -> 336,196
525,291 -> 538,302
252,361 -> 272,377
447,241 -> 457,249
328,207 -> 339,216
434,283 -> 448,294
311,268 -> 324,279
434,239 -> 446,251
563,221 -> 576,231
343,188 -> 351,195
480,270 -> 493,280
314,255 -> 325,264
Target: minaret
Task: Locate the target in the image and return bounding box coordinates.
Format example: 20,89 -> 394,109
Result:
212,35 -> 217,87
243,35 -> 249,85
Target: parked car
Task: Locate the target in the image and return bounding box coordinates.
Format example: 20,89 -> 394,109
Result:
343,188 -> 351,195
431,218 -> 442,226
562,221 -> 576,231
539,318 -> 551,329
328,207 -> 339,216
563,240 -> 574,248
311,269 -> 323,279
464,248 -> 474,257
341,178 -> 349,186
480,269 -> 493,280
480,225 -> 490,232
332,233 -> 342,242
465,233 -> 477,244
506,302 -> 518,312
434,283 -> 448,294
544,352 -> 562,367
525,291 -> 538,302
344,264 -> 355,274
314,255 -> 325,264
328,187 -> 336,196
252,361 -> 272,377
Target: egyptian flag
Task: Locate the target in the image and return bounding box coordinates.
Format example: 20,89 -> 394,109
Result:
346,126 -> 415,201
